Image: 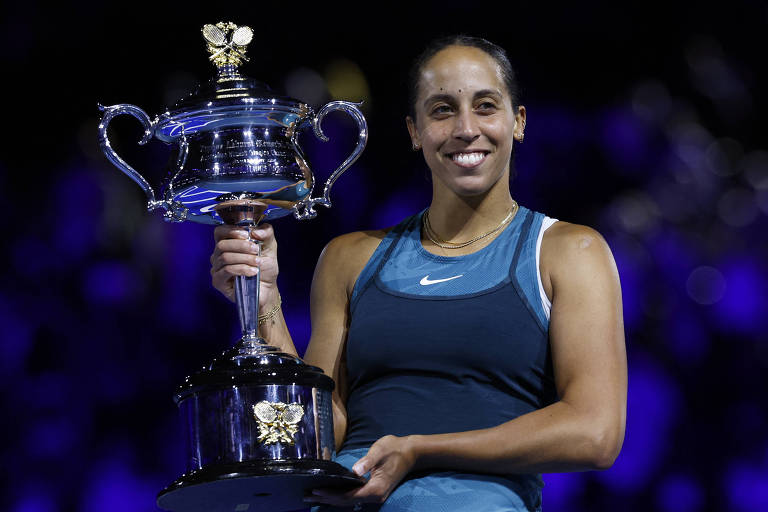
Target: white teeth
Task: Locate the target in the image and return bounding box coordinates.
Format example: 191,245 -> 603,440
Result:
452,152 -> 485,165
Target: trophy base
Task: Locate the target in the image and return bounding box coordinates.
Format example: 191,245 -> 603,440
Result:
157,459 -> 364,512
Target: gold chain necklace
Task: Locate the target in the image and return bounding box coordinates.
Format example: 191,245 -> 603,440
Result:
422,200 -> 518,249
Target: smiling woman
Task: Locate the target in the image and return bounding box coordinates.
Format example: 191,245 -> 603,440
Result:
406,43 -> 524,201
210,35 -> 627,512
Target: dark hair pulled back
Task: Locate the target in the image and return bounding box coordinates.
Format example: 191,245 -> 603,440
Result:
407,35 -> 521,120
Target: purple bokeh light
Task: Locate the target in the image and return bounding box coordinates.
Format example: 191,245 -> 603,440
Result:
0,293 -> 35,375
51,170 -> 103,262
599,108 -> 653,175
12,489 -> 57,512
80,456 -> 159,512
542,472 -> 585,511
25,415 -> 77,459
160,222 -> 212,332
713,257 -> 768,335
663,305 -> 711,365
596,351 -> 681,493
655,473 -> 704,512
83,261 -> 142,305
725,458 -> 768,512
608,235 -> 648,332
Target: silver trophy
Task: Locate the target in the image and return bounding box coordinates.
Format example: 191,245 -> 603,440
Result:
98,21 -> 367,512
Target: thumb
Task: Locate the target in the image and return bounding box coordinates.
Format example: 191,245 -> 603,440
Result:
352,456 -> 369,476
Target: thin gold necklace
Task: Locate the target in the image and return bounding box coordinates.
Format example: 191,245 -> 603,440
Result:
423,200 -> 518,249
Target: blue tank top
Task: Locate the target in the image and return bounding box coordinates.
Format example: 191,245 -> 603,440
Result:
343,206 -> 557,451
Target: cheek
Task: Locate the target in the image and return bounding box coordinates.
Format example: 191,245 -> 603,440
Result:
486,118 -> 515,140
419,124 -> 449,147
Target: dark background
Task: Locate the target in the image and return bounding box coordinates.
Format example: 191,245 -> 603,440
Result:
3,1 -> 768,511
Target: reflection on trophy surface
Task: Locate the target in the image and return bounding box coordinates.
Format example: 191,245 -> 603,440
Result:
98,21 -> 367,512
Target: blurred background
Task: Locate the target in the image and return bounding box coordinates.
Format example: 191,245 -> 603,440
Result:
2,1 -> 767,511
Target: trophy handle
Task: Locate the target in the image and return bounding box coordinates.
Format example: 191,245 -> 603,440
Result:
293,101 -> 368,220
98,103 -> 164,211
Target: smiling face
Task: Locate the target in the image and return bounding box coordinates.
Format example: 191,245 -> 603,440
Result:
407,45 -> 525,198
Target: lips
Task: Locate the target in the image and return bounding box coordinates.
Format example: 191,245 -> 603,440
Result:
449,151 -> 489,168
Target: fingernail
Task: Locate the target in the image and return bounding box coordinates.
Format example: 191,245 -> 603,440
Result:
352,463 -> 364,475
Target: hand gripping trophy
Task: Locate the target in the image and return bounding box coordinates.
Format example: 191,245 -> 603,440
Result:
98,22 -> 367,512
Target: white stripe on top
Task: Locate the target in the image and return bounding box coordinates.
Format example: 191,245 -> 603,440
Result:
536,216 -> 558,321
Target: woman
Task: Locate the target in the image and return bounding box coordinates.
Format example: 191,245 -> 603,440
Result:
210,36 -> 627,511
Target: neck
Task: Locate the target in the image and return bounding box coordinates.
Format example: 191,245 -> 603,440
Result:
427,179 -> 516,242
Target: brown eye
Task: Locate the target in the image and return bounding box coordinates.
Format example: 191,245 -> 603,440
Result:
431,104 -> 453,116
476,101 -> 497,113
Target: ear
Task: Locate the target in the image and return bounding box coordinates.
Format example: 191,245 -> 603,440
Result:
406,116 -> 421,149
514,106 -> 527,141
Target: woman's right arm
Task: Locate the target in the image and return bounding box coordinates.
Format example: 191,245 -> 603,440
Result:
303,236 -> 355,449
304,231 -> 385,450
211,225 -> 384,450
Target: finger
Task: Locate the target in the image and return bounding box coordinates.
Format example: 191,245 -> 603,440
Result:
352,456 -> 370,476
248,223 -> 276,250
214,224 -> 251,243
211,271 -> 235,302
342,479 -> 380,501
215,239 -> 262,257
353,440 -> 385,476
211,243 -> 259,271
213,264 -> 259,280
213,252 -> 261,272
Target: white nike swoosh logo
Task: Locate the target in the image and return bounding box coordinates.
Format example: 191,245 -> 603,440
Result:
419,274 -> 464,286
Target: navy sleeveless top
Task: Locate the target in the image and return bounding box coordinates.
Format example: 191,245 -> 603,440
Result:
342,206 -> 557,451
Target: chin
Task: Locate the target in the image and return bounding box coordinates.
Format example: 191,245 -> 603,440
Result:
450,175 -> 501,197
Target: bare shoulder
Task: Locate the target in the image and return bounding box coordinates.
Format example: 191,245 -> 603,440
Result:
542,222 -> 610,254
540,222 -> 618,293
324,228 -> 389,255
316,227 -> 393,297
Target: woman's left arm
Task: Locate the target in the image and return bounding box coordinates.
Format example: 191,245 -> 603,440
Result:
309,223 -> 627,506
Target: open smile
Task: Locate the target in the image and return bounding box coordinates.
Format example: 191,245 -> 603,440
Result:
448,151 -> 490,168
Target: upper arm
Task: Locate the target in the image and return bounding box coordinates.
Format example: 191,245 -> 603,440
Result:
541,223 -> 627,456
303,235 -> 354,401
302,230 -> 386,445
303,230 -> 385,388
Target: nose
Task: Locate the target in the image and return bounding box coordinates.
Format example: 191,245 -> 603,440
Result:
452,108 -> 480,142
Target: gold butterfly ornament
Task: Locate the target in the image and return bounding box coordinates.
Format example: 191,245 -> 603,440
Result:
202,22 -> 254,68
252,400 -> 305,445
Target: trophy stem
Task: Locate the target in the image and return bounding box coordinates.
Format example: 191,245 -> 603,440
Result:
234,235 -> 261,345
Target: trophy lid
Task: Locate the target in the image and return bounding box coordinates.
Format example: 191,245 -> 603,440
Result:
155,22 -> 311,142
174,347 -> 335,402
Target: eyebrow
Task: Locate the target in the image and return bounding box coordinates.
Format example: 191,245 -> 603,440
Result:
422,89 -> 503,107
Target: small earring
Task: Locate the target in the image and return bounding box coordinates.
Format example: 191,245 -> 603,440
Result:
412,143 -> 421,151
518,133 -> 524,143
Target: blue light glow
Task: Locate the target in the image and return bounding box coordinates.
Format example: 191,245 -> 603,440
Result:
596,352 -> 681,492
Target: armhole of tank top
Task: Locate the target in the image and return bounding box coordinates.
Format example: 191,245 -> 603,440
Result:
536,216 -> 558,321
348,215 -> 418,312
349,237 -> 392,312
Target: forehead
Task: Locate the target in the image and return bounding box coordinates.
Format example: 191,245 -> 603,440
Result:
418,45 -> 505,98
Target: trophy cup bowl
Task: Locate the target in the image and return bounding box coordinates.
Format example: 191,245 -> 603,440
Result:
98,22 -> 367,511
